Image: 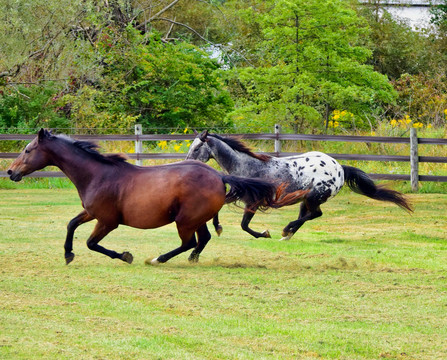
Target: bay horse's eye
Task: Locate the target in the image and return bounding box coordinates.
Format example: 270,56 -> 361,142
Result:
25,149 -> 30,154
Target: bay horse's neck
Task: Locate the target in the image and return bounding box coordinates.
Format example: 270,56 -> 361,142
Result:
46,140 -> 115,195
209,137 -> 263,176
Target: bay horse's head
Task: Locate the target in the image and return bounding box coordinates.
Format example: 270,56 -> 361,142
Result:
7,128 -> 53,182
186,130 -> 212,162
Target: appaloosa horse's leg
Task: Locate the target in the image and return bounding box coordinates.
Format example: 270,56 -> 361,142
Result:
188,223 -> 212,262
85,221 -> 133,264
280,191 -> 327,241
240,207 -> 271,238
64,210 -> 94,265
213,214 -> 223,236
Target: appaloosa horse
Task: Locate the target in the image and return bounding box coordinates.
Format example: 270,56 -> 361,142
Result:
186,131 -> 413,240
8,129 -> 307,264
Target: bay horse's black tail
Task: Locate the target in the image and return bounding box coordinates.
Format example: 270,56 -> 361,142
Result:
342,165 -> 413,212
222,175 -> 308,210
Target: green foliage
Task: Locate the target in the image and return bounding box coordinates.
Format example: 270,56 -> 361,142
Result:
60,86 -> 139,133
391,73 -> 447,127
359,6 -> 434,80
0,84 -> 69,132
225,0 -> 396,133
430,0 -> 447,27
63,27 -> 234,131
1,0 -> 446,133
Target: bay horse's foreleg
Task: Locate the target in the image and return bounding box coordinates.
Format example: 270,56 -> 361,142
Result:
64,210 -> 95,265
188,224 -> 212,263
85,222 -> 133,264
150,232 -> 197,265
241,207 -> 271,238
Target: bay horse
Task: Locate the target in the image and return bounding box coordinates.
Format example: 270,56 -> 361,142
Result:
186,130 -> 413,240
7,129 -> 307,265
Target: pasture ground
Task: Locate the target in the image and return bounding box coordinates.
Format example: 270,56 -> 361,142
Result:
0,188 -> 446,359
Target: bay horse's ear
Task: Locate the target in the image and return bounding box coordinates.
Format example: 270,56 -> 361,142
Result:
38,128 -> 50,143
199,130 -> 209,142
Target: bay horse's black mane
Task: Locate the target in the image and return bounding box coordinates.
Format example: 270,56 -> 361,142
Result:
55,135 -> 128,165
209,133 -> 271,162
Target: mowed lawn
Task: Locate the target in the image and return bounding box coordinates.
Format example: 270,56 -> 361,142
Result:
0,188 -> 446,359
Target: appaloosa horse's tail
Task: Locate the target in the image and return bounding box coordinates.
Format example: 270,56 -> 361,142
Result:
342,165 -> 413,212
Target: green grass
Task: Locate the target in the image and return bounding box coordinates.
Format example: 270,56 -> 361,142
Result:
1,188 -> 446,359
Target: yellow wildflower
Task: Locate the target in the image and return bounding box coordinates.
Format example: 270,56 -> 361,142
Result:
158,140 -> 168,150
173,144 -> 182,152
412,122 -> 423,128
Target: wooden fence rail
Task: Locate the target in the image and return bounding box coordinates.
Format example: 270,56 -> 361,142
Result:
1,125 -> 447,190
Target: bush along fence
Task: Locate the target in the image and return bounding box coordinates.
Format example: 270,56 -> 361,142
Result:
1,124 -> 447,192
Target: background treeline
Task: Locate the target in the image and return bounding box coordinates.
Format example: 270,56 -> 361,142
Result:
0,0 -> 447,134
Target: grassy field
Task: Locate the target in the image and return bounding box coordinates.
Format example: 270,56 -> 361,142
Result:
0,188 -> 446,359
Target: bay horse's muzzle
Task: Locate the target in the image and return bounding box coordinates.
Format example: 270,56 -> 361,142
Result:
7,169 -> 23,182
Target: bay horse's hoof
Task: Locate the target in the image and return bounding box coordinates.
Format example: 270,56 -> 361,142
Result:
121,251 -> 133,264
262,230 -> 271,238
215,225 -> 223,236
65,252 -> 75,265
149,257 -> 160,265
188,253 -> 200,263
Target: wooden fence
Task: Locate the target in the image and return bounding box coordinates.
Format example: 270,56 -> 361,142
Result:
1,125 -> 447,191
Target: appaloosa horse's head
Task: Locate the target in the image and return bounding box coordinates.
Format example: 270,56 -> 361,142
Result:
186,130 -> 212,162
7,129 -> 53,182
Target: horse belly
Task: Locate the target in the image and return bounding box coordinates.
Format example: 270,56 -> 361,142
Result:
119,169 -> 225,229
120,189 -> 176,229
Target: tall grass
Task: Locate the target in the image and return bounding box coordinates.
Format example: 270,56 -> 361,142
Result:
1,125 -> 446,193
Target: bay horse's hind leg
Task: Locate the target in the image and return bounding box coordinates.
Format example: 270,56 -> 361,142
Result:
150,226 -> 197,265
64,210 -> 94,265
280,190 -> 328,241
241,207 -> 271,238
188,223 -> 212,263
85,222 -> 133,264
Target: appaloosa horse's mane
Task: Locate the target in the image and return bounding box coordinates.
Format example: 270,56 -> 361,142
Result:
209,133 -> 271,162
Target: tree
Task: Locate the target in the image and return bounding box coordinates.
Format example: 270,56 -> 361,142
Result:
0,1 -> 234,131
224,0 -> 396,133
61,26 -> 233,131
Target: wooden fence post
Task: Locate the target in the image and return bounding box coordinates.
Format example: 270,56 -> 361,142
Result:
274,124 -> 281,156
135,124 -> 143,166
410,127 -> 419,192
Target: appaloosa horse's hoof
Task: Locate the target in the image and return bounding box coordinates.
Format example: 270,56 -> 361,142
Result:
65,252 -> 75,265
121,251 -> 133,264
